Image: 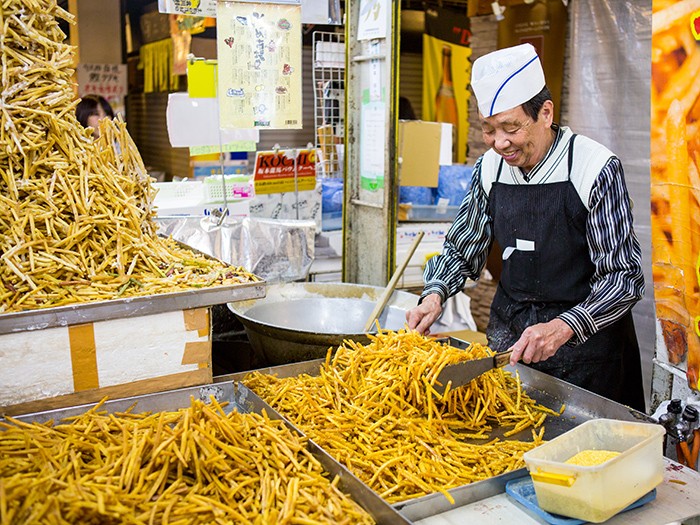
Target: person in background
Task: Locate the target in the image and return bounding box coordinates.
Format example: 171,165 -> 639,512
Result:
405,43 -> 646,411
76,94 -> 114,138
399,95 -> 417,120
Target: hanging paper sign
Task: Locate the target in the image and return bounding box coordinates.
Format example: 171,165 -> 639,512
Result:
357,0 -> 389,40
76,63 -> 128,98
217,1 -> 302,129
158,0 -> 304,19
158,0 -> 217,17
187,60 -> 217,98
253,149 -> 316,194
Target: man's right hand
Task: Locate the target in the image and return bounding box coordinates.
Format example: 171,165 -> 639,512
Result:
405,293 -> 443,335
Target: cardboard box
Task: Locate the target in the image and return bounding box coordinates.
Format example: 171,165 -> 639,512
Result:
398,121 -> 442,187
190,36 -> 217,60
1,308 -> 212,416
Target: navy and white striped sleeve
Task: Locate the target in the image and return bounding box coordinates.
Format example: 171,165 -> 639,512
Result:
420,157 -> 493,303
557,157 -> 645,344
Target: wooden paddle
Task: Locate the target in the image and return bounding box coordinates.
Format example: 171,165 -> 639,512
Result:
363,231 -> 425,332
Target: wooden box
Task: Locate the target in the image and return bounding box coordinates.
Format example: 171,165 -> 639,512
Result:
0,308 -> 212,416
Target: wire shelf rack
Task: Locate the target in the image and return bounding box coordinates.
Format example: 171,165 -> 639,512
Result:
312,31 -> 345,179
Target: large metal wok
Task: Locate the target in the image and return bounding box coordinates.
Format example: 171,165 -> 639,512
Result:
227,282 -> 419,365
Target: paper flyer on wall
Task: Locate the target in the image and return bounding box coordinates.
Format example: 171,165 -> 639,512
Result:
216,1 -> 302,130
360,99 -> 386,191
650,2 -> 700,391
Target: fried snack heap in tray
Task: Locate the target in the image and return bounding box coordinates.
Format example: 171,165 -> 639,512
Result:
0,1 -> 258,314
0,397 -> 375,525
246,329 -> 563,504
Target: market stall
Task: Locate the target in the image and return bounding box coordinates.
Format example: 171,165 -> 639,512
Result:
3,0 -> 700,523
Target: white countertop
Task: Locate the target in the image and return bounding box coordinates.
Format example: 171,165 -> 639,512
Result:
417,459 -> 700,525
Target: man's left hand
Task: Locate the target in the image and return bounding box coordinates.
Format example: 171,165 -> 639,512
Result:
508,318 -> 574,366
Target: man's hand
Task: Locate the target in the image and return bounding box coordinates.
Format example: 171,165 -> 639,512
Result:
508,318 -> 574,366
405,293 -> 443,335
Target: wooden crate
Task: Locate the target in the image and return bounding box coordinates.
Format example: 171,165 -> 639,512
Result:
0,308 -> 212,416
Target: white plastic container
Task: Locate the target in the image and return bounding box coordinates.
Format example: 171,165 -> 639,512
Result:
522,418 -> 665,523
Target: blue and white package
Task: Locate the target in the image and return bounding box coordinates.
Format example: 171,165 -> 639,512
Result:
436,164 -> 473,206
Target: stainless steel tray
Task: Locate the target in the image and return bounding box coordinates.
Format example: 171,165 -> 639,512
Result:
0,281 -> 266,335
218,337 -> 653,522
2,380 -> 411,525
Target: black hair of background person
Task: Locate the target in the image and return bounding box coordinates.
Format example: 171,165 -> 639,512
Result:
76,94 -> 115,129
399,96 -> 417,120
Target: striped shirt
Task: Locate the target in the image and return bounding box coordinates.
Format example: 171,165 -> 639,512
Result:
421,127 -> 645,345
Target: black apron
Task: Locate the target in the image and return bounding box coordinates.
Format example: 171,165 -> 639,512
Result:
486,137 -> 645,411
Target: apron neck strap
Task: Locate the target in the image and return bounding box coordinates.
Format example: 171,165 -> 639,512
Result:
567,134 -> 577,181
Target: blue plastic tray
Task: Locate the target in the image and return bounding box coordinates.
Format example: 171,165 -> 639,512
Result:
505,476 -> 656,525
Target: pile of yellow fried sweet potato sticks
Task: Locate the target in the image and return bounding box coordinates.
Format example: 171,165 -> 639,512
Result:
0,0 -> 258,314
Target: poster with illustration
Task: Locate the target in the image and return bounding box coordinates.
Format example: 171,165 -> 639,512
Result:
216,1 -> 302,129
422,7 -> 471,164
650,1 -> 700,390
357,0 -> 388,40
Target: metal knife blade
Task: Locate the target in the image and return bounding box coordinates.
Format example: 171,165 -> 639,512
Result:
433,349 -> 513,395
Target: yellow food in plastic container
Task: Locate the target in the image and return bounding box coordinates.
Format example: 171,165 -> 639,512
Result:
565,449 -> 620,466
523,418 -> 665,523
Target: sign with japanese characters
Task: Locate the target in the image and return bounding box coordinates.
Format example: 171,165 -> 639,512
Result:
76,63 -> 128,98
216,1 -> 302,129
158,0 -> 217,17
253,149 -> 316,194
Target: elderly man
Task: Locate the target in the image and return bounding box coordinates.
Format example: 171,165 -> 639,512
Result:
406,43 -> 646,411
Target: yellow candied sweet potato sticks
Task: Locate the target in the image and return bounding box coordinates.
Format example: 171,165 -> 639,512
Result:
0,397 -> 375,524
0,0 -> 259,314
245,329 -> 564,504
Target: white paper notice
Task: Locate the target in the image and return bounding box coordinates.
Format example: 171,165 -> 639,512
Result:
77,63 -> 128,98
439,123 -> 453,166
360,101 -> 386,190
158,0 -> 217,17
301,0 -> 331,24
357,0 -> 388,40
166,93 -> 259,148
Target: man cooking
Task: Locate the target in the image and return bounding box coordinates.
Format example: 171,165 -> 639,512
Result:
406,43 -> 646,411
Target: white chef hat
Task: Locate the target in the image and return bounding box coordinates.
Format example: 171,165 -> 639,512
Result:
471,43 -> 545,117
